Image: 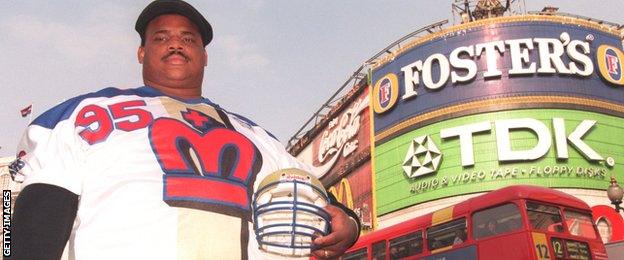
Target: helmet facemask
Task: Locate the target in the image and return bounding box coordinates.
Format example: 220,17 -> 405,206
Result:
252,169 -> 331,257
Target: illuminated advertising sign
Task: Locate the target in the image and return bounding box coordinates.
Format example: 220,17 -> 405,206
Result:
372,18 -> 623,139
371,17 -> 624,215
327,162 -> 373,231
292,87 -> 373,230
375,109 -> 623,215
309,89 -> 370,178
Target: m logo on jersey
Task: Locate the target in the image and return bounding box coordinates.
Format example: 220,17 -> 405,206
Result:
150,108 -> 262,220
372,73 -> 399,114
597,44 -> 624,85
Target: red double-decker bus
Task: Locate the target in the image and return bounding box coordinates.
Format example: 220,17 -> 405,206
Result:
342,185 -> 608,260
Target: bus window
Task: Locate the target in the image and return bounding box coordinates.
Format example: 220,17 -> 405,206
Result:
526,201 -> 564,233
389,231 -> 423,259
473,203 -> 522,239
372,240 -> 386,260
563,210 -> 597,239
427,218 -> 467,250
343,248 -> 367,260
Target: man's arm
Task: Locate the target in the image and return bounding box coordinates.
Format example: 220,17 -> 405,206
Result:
12,183 -> 79,259
311,192 -> 361,259
327,192 -> 361,241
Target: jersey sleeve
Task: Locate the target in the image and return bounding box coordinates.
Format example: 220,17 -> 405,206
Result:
13,102 -> 88,195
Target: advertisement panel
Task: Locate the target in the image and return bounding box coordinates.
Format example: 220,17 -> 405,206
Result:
370,16 -> 624,216
375,109 -> 623,215
291,86 -> 373,231
309,88 -> 370,182
327,162 -> 373,231
372,17 -> 623,140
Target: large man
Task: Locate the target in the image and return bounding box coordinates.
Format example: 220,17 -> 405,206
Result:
10,1 -> 359,259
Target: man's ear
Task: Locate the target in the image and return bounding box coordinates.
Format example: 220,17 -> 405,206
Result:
203,50 -> 208,67
138,46 -> 145,64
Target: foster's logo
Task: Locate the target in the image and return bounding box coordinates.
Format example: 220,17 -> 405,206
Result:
372,73 -> 398,114
597,44 -> 624,85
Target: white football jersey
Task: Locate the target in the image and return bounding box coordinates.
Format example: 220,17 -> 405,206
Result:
14,86 -> 311,260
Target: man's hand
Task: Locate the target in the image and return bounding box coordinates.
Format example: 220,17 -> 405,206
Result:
312,204 -> 359,259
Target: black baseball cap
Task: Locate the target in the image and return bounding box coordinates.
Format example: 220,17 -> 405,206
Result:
135,0 -> 213,46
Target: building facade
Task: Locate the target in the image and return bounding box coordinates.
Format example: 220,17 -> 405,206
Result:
289,12 -> 624,246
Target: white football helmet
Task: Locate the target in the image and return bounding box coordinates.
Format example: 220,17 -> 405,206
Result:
252,168 -> 331,257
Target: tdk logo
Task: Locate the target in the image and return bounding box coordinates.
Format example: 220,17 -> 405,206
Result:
402,117 -> 610,179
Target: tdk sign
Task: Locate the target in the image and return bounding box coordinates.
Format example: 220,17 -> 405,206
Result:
441,118 -> 602,166
402,117 -> 609,178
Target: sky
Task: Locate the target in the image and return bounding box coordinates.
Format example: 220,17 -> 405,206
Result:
0,0 -> 623,157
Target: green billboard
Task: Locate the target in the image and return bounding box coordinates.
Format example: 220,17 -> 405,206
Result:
374,109 -> 623,215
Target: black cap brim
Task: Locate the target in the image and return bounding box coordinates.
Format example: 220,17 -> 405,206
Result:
135,0 -> 212,46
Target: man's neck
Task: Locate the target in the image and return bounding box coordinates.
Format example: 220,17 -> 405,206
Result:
144,80 -> 202,99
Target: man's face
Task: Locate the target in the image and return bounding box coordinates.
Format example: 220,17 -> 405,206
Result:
138,14 -> 207,91
488,222 -> 496,231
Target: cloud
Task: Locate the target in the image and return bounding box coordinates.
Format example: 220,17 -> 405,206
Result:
218,35 -> 271,69
247,0 -> 266,13
0,2 -> 137,66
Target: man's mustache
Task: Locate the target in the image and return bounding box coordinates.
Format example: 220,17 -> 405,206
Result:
162,50 -> 190,61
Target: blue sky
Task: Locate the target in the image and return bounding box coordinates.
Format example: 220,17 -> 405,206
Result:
1,0 -> 622,157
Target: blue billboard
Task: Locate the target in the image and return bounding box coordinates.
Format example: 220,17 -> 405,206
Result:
371,16 -> 624,143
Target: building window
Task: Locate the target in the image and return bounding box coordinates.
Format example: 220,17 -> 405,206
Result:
0,174 -> 11,190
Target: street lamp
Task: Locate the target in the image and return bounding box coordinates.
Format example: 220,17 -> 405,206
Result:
607,176 -> 623,213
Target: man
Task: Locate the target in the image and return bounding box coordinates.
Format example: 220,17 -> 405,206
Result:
452,229 -> 465,245
485,219 -> 498,236
10,1 -> 359,259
